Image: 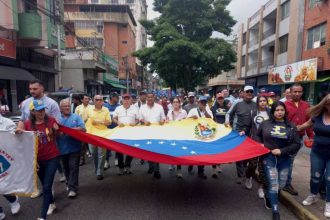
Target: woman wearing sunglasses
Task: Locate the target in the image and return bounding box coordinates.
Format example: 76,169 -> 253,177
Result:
16,100 -> 60,220
167,97 -> 187,178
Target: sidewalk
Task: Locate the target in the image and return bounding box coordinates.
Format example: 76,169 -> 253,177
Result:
280,148 -> 326,220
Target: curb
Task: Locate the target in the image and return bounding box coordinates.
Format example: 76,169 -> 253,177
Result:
279,191 -> 319,220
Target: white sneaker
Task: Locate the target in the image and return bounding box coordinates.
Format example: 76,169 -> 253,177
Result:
302,194 -> 318,206
176,171 -> 183,178
104,161 -> 110,169
216,165 -> 222,173
47,203 -> 56,215
169,165 -> 175,171
325,202 -> 330,218
68,191 -> 77,198
10,196 -> 20,214
244,177 -> 253,190
59,174 -> 66,183
0,212 -> 5,220
258,187 -> 265,199
37,218 -> 45,220
30,189 -> 42,199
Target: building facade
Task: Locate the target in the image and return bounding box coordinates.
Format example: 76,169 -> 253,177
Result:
236,0 -> 305,94
301,0 -> 330,103
0,0 -> 64,113
64,2 -> 137,93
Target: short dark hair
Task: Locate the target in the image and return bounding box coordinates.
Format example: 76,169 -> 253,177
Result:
29,79 -> 44,86
290,83 -> 303,91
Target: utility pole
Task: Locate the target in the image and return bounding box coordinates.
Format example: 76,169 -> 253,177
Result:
55,0 -> 62,89
123,55 -> 130,93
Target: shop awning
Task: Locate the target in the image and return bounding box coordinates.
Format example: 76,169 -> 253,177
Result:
0,66 -> 36,81
104,79 -> 126,89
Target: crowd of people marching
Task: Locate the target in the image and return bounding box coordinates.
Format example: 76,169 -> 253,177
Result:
1,79 -> 330,220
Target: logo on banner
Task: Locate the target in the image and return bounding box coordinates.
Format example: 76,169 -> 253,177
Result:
194,122 -> 216,140
0,149 -> 14,179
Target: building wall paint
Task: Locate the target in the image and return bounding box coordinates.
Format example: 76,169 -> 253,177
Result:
302,1 -> 330,71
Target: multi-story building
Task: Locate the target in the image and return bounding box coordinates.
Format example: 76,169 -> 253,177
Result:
63,2 -> 137,94
236,0 -> 305,94
0,0 -> 65,112
85,0 -> 148,90
301,0 -> 330,103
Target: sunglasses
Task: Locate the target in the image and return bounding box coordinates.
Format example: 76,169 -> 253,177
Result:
94,99 -> 103,101
245,90 -> 254,94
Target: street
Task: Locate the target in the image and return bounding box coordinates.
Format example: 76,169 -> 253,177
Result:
1,156 -> 297,220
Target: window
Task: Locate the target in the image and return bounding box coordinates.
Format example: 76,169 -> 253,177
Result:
110,0 -> 118,3
309,0 -> 322,9
242,33 -> 246,45
77,37 -> 103,49
90,0 -> 99,3
126,0 -> 134,3
241,55 -> 246,67
281,1 -> 290,20
278,34 -> 288,54
24,0 -> 37,11
307,23 -> 327,49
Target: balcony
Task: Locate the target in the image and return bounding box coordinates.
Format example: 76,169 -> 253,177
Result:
18,12 -> 42,40
262,28 -> 276,40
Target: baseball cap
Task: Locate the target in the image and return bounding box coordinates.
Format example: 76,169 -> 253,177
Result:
29,99 -> 46,111
244,86 -> 254,92
110,92 -> 119,97
122,93 -> 131,98
188,92 -> 195,97
269,92 -> 276,96
198,96 -> 208,102
139,90 -> 147,95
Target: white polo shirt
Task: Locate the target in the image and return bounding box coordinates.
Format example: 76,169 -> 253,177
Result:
187,107 -> 213,119
113,105 -> 139,125
139,103 -> 166,123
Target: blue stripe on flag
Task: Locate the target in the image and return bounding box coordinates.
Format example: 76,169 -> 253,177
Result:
113,131 -> 245,157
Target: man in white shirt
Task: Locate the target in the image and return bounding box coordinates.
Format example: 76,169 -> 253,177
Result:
139,91 -> 166,179
187,96 -> 213,179
113,94 -> 139,175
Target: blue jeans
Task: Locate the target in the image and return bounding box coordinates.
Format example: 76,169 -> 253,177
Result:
38,157 -> 59,219
310,150 -> 330,202
90,145 -> 106,176
263,153 -> 291,214
0,195 -> 16,213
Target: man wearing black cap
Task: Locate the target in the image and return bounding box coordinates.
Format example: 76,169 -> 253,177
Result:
103,92 -> 121,169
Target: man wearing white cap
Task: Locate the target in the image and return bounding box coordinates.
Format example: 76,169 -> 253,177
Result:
227,85 -> 257,184
183,92 -> 198,114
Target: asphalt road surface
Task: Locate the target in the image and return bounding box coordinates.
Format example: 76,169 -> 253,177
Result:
1,156 -> 298,220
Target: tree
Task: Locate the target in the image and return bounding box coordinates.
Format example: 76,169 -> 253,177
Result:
134,0 -> 237,92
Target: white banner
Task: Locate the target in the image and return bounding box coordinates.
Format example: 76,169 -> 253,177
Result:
0,131 -> 36,195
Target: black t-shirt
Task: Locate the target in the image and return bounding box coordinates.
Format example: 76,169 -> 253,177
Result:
211,101 -> 229,124
312,114 -> 330,157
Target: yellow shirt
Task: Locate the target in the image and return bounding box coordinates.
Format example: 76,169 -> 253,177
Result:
75,104 -> 93,122
86,106 -> 111,133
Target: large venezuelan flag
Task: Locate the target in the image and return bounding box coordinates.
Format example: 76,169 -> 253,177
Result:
60,118 -> 269,165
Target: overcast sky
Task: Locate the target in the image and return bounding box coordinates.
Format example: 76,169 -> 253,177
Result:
146,0 -> 269,45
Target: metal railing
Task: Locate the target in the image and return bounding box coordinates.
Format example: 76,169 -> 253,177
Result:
265,0 -> 276,8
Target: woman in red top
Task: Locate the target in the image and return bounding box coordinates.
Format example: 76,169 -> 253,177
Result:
17,100 -> 59,220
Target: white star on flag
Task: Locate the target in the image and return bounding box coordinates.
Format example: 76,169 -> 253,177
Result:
170,142 -> 177,146
182,146 -> 188,150
134,144 -> 140,147
146,141 -> 152,145
158,141 -> 165,144
190,151 -> 197,155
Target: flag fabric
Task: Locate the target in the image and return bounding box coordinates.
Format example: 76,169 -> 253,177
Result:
61,118 -> 269,165
0,131 -> 37,195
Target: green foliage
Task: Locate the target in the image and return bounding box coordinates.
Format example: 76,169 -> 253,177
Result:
134,0 -> 237,92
